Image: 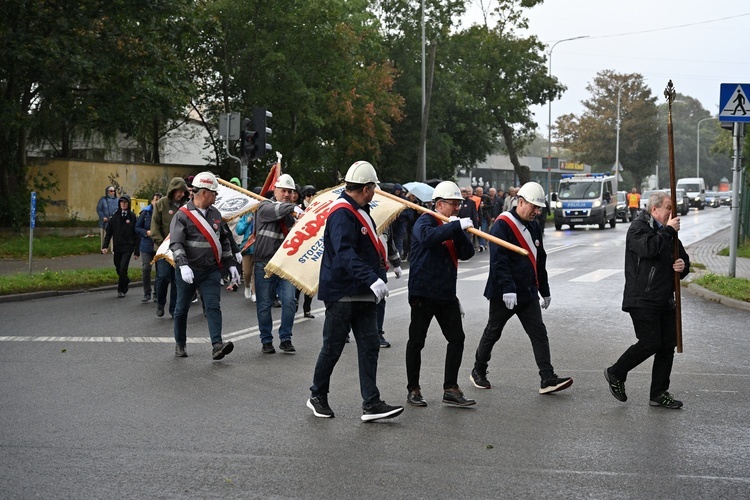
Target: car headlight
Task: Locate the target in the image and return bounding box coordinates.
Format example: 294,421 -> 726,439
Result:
592,200 -> 601,208
555,201 -> 562,209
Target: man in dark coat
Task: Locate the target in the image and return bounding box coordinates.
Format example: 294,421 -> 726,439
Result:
102,195 -> 140,298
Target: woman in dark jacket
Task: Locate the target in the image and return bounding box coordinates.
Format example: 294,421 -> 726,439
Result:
135,193 -> 162,302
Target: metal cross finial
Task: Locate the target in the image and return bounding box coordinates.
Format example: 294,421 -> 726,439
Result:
664,80 -> 675,105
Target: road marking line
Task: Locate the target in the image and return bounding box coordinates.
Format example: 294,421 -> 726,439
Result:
570,268 -> 621,282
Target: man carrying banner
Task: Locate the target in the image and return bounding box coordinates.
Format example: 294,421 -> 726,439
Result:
470,182 -> 573,395
169,172 -> 240,360
254,173 -> 305,354
405,181 -> 476,408
307,161 -> 404,422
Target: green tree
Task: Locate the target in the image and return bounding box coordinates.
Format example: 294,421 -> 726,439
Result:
555,70 -> 658,187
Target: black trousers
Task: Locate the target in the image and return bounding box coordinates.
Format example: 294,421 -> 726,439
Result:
474,298 -> 554,380
406,297 -> 465,391
610,307 -> 676,399
113,251 -> 132,294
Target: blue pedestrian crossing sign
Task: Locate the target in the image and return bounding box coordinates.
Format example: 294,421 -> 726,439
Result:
719,83 -> 750,122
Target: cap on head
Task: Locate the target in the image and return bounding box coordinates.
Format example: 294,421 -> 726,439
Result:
275,173 -> 296,190
344,161 -> 379,184
192,172 -> 219,192
517,182 -> 546,208
432,181 -> 462,201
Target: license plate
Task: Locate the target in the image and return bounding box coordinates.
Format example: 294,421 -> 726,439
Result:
570,218 -> 584,222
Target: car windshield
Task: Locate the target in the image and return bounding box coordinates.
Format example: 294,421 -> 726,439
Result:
559,182 -> 600,199
617,192 -> 626,202
678,183 -> 700,192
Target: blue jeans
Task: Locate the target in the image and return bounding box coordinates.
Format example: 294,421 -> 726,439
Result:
155,259 -> 177,315
310,301 -> 381,407
479,218 -> 489,248
173,267 -> 223,346
254,261 -> 296,344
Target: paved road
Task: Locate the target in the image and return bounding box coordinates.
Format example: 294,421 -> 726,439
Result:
1,207 -> 749,498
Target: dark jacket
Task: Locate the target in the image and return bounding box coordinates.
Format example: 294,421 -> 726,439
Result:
102,195 -> 140,256
318,192 -> 382,302
408,212 -> 474,301
253,198 -> 297,261
484,208 -> 549,303
169,201 -> 236,272
622,211 -> 690,311
96,187 -> 119,229
135,204 -> 155,254
457,197 -> 479,228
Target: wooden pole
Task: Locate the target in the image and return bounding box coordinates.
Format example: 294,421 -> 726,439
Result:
375,188 -> 528,256
664,80 -> 683,353
218,177 -> 268,204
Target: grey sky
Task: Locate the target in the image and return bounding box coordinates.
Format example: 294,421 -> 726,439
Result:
464,0 -> 747,134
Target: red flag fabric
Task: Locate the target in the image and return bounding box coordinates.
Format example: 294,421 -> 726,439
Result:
260,162 -> 281,198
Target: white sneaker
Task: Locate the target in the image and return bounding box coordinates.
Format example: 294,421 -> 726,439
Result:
251,293 -> 257,302
244,287 -> 252,299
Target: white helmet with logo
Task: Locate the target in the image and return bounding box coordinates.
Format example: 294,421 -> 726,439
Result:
517,181 -> 546,208
344,161 -> 379,184
192,171 -> 219,192
432,181 -> 462,201
275,173 -> 296,190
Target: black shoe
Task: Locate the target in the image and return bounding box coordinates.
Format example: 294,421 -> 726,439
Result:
443,387 -> 476,407
156,305 -> 165,317
649,391 -> 683,409
407,387 -> 427,407
262,342 -> 276,354
379,333 -> 391,348
279,340 -> 296,353
117,292 -> 125,298
273,299 -> 282,308
479,245 -> 484,252
175,344 -> 187,358
142,293 -> 151,303
539,375 -> 573,394
361,401 -> 404,422
604,368 -> 627,402
211,341 -> 234,361
307,396 -> 335,418
191,293 -> 199,304
470,368 -> 491,389
304,312 -> 315,319
345,335 -> 351,343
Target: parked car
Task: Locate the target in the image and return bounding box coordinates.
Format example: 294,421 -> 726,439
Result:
616,191 -> 629,222
719,191 -> 733,206
640,189 -> 689,216
704,191 -> 721,208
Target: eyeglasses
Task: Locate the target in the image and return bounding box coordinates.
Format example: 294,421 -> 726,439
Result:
440,200 -> 461,207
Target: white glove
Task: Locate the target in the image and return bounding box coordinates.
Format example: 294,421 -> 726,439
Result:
458,299 -> 465,318
180,265 -> 194,284
503,293 -> 517,310
460,218 -> 473,230
369,278 -> 389,303
449,216 -> 459,222
229,266 -> 241,286
234,252 -> 243,264
541,296 -> 551,309
393,266 -> 402,279
293,206 -> 305,216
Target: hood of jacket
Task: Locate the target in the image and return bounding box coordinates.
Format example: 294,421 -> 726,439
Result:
118,194 -> 132,211
167,177 -> 189,200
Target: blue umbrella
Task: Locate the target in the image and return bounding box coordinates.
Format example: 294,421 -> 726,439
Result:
403,182 -> 434,202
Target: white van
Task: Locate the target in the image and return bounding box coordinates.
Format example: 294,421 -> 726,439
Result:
552,173 -> 617,230
676,177 -> 706,210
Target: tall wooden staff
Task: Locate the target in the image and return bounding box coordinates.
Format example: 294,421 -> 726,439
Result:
664,80 -> 683,353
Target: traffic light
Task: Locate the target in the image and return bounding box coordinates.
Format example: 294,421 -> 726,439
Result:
239,118 -> 256,159
252,106 -> 272,158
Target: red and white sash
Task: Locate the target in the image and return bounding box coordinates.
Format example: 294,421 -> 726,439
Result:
429,212 -> 458,269
179,206 -> 223,268
497,212 -> 537,285
329,199 -> 387,270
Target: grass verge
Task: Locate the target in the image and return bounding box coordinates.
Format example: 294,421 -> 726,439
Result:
0,234 -> 101,259
693,273 -> 750,303
0,268 -> 141,296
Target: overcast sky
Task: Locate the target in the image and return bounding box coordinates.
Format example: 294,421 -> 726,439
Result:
463,0 -> 747,134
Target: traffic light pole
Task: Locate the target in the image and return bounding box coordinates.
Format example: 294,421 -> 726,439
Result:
223,138 -> 244,188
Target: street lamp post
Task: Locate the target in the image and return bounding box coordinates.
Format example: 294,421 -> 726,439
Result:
547,35 -> 589,197
696,116 -> 717,178
613,84 -> 621,195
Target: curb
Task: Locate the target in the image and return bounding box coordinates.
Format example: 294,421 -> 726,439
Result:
0,283 -> 134,304
684,282 -> 750,312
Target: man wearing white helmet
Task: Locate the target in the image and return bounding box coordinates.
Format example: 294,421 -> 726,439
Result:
470,181 -> 573,395
405,181 -> 477,408
307,161 -> 404,422
254,173 -> 306,354
169,171 -> 241,360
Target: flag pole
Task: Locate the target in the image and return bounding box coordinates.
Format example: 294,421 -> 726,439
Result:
375,188 -> 528,256
664,80 -> 683,353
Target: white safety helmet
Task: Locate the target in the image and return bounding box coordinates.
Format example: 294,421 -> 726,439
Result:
344,161 -> 379,184
192,171 -> 219,192
432,181 -> 462,201
275,173 -> 296,190
517,181 -> 546,208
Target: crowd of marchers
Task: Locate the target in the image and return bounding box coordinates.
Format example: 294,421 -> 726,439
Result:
96,162 -> 689,422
